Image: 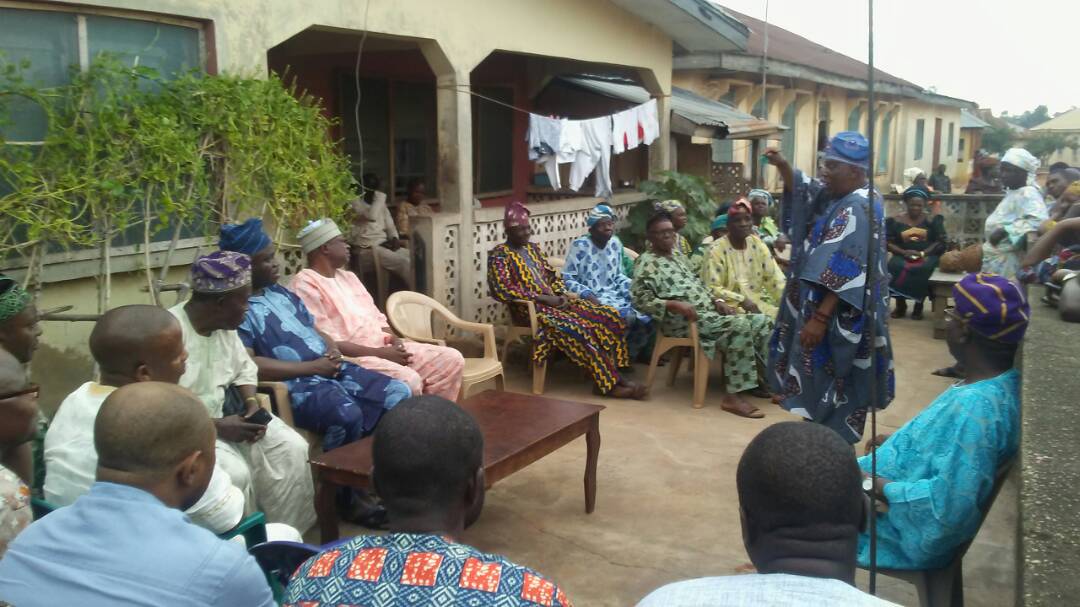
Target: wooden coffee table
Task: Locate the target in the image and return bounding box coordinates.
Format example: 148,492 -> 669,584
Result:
929,270 -> 964,339
310,390 -> 605,542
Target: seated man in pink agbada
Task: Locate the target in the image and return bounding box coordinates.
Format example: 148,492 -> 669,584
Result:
291,219 -> 465,400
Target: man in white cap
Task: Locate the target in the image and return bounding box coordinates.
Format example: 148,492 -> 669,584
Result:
291,219 -> 466,400
982,147 -> 1048,278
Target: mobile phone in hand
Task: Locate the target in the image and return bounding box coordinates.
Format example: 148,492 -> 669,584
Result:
245,408 -> 273,426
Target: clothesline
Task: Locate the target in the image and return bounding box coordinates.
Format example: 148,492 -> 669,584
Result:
435,84 -> 660,123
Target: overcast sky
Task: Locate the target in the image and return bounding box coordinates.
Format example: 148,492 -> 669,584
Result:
714,0 -> 1079,117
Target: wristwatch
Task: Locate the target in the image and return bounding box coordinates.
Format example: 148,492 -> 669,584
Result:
862,476 -> 874,493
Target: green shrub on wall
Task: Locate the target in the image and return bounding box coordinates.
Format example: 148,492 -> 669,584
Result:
0,55 -> 354,307
620,170 -> 719,251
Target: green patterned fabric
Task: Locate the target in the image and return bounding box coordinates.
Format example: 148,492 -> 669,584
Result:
0,278 -> 30,323
630,251 -> 772,393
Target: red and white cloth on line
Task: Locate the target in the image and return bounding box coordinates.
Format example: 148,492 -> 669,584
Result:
612,99 -> 659,154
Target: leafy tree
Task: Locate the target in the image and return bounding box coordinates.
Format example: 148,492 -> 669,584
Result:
1025,132 -> 1078,162
1003,105 -> 1051,129
981,124 -> 1016,155
0,55 -> 354,308
621,170 -> 718,250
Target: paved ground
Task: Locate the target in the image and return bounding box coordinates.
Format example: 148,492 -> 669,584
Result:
323,319 -> 1018,606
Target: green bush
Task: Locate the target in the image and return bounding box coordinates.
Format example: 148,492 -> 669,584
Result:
620,170 -> 718,251
0,55 -> 354,258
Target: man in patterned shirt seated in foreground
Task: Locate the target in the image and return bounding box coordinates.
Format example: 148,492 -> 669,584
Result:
284,395 -> 572,606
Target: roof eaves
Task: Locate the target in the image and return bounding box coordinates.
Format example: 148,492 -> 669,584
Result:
610,0 -> 749,53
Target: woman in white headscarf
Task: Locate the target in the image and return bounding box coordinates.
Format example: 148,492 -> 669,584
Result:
981,147 -> 1048,278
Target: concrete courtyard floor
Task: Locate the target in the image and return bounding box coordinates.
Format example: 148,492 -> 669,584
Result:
323,319 -> 1018,606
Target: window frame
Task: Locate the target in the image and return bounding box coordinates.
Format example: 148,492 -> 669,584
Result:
471,84 -> 515,198
914,118 -> 926,161
0,2 -> 211,280
947,122 -> 955,157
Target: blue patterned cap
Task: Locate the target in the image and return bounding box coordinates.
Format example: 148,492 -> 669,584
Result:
902,185 -> 931,201
586,204 -> 615,227
821,131 -> 870,170
189,250 -> 251,294
220,218 -> 272,256
953,273 -> 1030,344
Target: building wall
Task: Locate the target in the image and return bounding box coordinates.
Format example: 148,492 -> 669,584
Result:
894,101 -> 964,183
42,0 -> 673,87
673,72 -> 969,191
9,0 -> 677,410
1035,131 -> 1080,168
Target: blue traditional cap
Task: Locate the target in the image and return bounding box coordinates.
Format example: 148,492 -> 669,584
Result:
952,273 -> 1030,344
711,215 -> 728,231
189,250 -> 251,294
219,218 -> 272,256
821,131 -> 870,170
586,203 -> 616,227
902,185 -> 931,201
746,188 -> 775,207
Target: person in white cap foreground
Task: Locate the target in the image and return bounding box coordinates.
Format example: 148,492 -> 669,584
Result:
981,147 -> 1048,279
291,219 -> 466,400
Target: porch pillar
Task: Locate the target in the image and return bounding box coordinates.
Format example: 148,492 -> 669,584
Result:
422,39 -> 480,319
432,67 -> 475,318
650,93 -> 673,175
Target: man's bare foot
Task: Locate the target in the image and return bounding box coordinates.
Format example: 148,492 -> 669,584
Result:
607,383 -> 644,399
721,394 -> 765,418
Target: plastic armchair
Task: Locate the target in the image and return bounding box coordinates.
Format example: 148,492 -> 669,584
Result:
385,291 -> 505,401
503,298 -> 547,395
645,323 -> 718,409
34,495 -> 268,545
862,458 -> 1016,607
256,381 -> 322,457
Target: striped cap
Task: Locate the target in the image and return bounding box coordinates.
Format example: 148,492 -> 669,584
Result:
952,273 -> 1030,344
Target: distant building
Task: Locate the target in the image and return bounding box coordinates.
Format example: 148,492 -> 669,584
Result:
1029,108 -> 1080,168
675,6 -> 978,190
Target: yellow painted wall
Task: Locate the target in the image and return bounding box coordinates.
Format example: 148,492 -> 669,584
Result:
35,0 -> 673,89
12,0 -> 677,411
673,73 -> 969,191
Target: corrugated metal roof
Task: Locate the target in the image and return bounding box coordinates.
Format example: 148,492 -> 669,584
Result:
1031,108 -> 1080,132
721,6 -> 917,89
611,0 -> 748,53
961,108 -> 991,129
559,76 -> 783,139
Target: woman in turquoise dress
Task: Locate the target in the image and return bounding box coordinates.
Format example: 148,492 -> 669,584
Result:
886,185 -> 946,319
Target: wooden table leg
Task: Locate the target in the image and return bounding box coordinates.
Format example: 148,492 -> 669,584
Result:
584,415 -> 600,514
316,477 -> 340,543
932,285 -> 948,339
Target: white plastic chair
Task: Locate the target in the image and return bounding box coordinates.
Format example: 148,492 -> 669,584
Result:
385,291 -> 504,401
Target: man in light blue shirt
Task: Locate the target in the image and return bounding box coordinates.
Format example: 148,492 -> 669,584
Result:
0,382 -> 274,607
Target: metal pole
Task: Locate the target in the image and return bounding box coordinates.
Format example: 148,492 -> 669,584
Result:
864,0 -> 880,595
759,0 -> 770,119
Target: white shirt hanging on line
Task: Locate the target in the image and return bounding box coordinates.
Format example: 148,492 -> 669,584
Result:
569,116 -> 613,198
529,115 -> 584,190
